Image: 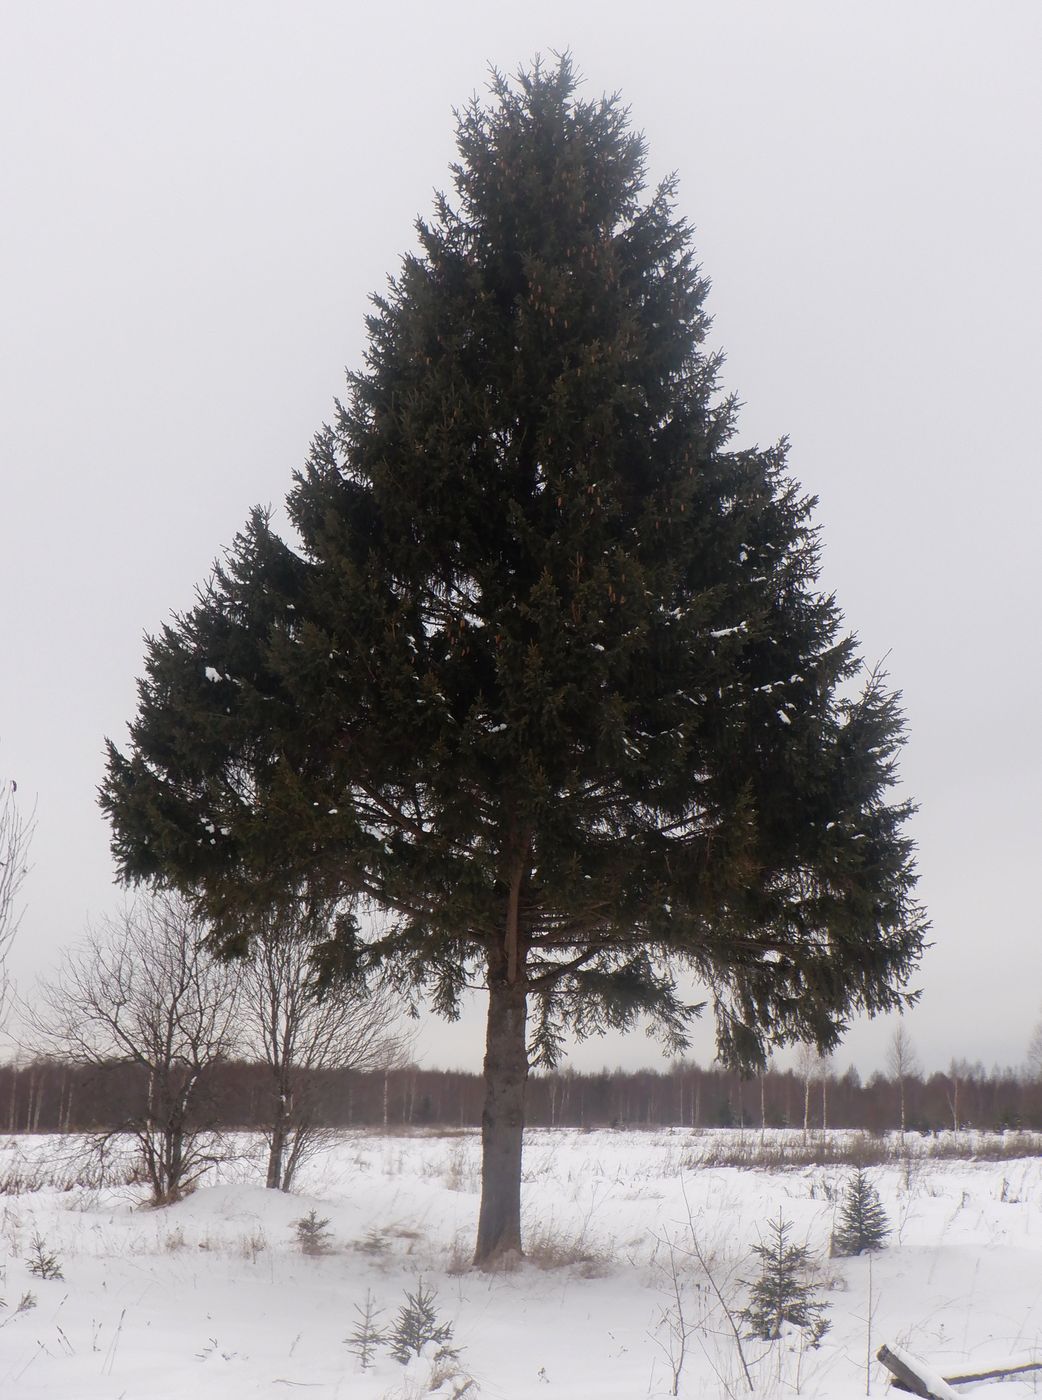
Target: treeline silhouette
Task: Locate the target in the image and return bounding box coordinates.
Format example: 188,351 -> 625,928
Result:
2,1057 -> 1040,1136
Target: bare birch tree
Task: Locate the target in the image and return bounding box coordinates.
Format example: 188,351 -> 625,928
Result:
1026,1017 -> 1042,1083
239,902 -> 414,1190
819,1053 -> 834,1134
794,1043 -> 828,1139
26,894 -> 241,1203
0,770 -> 34,1024
887,1021 -> 920,1142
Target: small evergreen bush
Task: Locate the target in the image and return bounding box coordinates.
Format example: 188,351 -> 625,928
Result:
291,1209 -> 334,1256
345,1289 -> 386,1370
741,1213 -> 829,1345
25,1234 -> 64,1281
387,1278 -> 457,1364
831,1167 -> 890,1256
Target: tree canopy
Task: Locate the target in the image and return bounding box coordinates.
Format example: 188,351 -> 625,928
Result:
102,56 -> 927,1262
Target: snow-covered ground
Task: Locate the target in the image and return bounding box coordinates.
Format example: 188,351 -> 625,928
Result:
1,1127 -> 1042,1398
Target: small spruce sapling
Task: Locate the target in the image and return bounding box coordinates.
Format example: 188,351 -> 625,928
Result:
831,1168 -> 890,1257
345,1290 -> 386,1370
387,1278 -> 457,1364
741,1213 -> 829,1346
25,1234 -> 64,1281
292,1209 -> 333,1256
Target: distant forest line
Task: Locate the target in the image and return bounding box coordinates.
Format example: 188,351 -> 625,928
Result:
2,1057 -> 1040,1137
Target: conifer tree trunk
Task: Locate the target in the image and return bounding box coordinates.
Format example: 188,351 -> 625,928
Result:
473,941 -> 529,1267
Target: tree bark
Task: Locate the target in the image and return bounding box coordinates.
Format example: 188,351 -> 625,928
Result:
282,1127 -> 305,1192
266,1092 -> 289,1189
473,943 -> 529,1267
803,1074 -> 811,1138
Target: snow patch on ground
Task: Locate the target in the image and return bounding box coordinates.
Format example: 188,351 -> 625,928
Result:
1,1129 -> 1041,1397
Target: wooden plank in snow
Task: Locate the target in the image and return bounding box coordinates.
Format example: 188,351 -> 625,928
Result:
878,1343 -> 1042,1395
877,1344 -> 959,1400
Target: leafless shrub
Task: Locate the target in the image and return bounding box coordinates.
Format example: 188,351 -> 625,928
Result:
651,1230 -> 700,1396
650,1183 -> 753,1396
445,1234 -> 471,1277
426,1351 -> 479,1397
680,1130 -> 1042,1172
523,1221 -> 611,1276
442,1140 -> 474,1192
927,1131 -> 1042,1162
237,898 -> 415,1191
0,1138 -> 143,1196
24,894 -> 241,1205
684,1134 -> 892,1171
238,1228 -> 267,1261
0,768 -> 34,1027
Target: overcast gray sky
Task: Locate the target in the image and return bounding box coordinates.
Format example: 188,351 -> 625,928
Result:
2,1 -> 1040,1077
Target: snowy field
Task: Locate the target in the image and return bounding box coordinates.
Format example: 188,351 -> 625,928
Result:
2,1127 -> 1042,1398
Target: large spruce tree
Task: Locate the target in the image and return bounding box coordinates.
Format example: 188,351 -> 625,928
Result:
102,58 -> 927,1265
